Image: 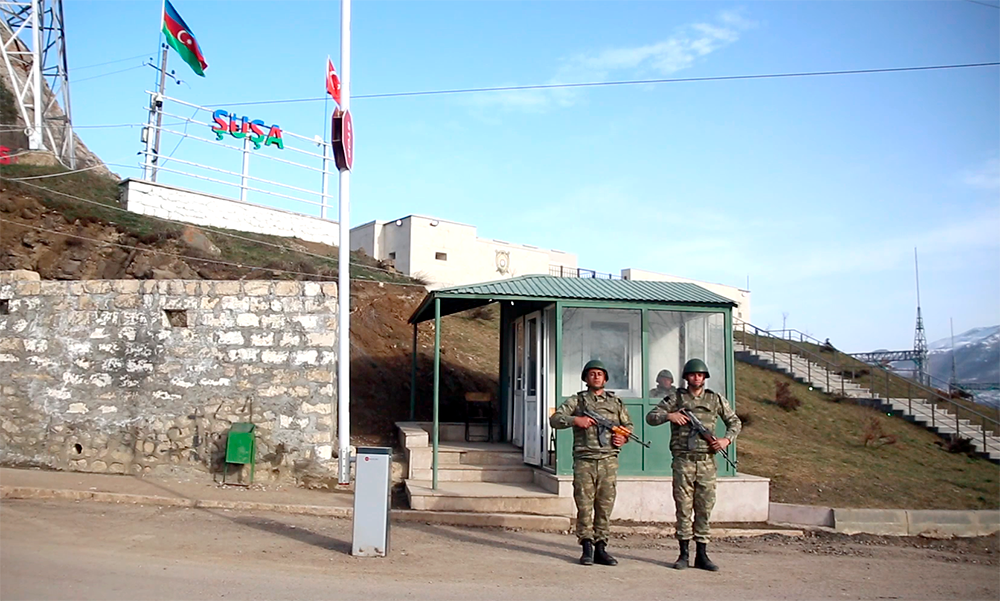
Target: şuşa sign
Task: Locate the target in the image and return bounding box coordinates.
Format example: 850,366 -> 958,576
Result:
211,110 -> 284,150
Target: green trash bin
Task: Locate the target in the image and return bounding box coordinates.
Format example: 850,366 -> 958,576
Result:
223,422 -> 255,486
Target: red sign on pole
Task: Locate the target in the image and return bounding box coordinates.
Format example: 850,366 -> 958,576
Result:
332,109 -> 354,172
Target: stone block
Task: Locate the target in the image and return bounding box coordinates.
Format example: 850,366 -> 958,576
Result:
321,283 -> 338,297
275,281 -> 301,296
15,281 -> 40,295
236,313 -> 260,327
114,295 -> 141,309
115,280 -> 141,294
214,282 -> 240,295
304,282 -> 321,297
306,332 -> 336,347
39,281 -> 65,295
243,282 -> 270,296
1,269 -> 40,283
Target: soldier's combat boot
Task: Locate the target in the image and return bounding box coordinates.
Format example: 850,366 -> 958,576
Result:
673,540 -> 690,570
580,539 -> 594,566
594,541 -> 618,566
694,542 -> 719,571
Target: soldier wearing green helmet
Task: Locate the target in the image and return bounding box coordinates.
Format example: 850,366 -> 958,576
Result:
550,358 -> 633,566
645,357 -> 741,573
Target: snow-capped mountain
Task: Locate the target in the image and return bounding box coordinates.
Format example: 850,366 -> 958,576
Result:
927,325 -> 999,409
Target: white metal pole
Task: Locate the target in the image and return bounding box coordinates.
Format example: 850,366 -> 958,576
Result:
29,0 -> 43,150
321,142 -> 330,220
240,135 -> 250,202
142,94 -> 156,180
336,0 -> 352,485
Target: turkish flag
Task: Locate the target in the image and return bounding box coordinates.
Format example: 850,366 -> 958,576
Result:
326,58 -> 342,106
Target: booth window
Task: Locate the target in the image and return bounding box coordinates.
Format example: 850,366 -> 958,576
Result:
561,308 -> 641,397
435,252 -> 448,261
647,310 -> 726,394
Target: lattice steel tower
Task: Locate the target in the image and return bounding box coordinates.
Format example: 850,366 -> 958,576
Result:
913,248 -> 928,385
0,0 -> 75,168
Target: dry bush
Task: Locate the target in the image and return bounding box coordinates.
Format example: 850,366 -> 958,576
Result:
934,434 -> 978,457
736,410 -> 753,427
774,381 -> 801,411
861,416 -> 897,448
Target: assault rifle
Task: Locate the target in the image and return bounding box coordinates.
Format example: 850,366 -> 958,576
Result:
679,408 -> 737,470
581,409 -> 651,448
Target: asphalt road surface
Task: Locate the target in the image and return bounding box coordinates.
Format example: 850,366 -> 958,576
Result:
1,500 -> 997,600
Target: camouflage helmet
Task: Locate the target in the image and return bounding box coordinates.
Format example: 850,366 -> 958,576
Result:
682,358 -> 710,378
581,359 -> 609,381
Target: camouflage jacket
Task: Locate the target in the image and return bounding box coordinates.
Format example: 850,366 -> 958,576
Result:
645,387 -> 741,454
648,384 -> 676,400
549,390 -> 633,460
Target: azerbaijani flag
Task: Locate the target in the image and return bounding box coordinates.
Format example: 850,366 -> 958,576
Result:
162,0 -> 208,77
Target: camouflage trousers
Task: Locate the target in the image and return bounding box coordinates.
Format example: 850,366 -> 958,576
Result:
672,454 -> 717,543
572,456 -> 618,544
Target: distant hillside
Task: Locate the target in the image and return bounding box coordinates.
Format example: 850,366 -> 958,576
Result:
927,325 -> 1000,384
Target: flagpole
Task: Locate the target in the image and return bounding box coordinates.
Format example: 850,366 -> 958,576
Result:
336,0 -> 352,486
149,0 -> 168,182
322,56 -> 330,220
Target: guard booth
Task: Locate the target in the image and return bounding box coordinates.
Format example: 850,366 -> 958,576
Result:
408,275 -> 738,482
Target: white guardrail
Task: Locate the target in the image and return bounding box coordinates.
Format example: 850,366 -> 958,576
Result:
139,92 -> 336,219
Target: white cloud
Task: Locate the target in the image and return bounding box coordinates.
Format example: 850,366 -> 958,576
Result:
961,158 -> 1000,190
468,10 -> 754,113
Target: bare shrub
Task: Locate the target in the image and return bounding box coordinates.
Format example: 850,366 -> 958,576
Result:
935,434 -> 977,457
861,416 -> 897,448
736,410 -> 753,427
774,381 -> 801,411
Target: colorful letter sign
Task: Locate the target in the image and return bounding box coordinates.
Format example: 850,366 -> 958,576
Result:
211,110 -> 284,150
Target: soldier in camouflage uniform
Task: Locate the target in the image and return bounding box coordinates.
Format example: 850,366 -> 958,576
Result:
550,359 -> 633,566
645,358 -> 741,572
648,369 -> 676,399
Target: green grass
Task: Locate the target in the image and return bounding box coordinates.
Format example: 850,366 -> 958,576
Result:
735,362 -> 1000,509
0,164 -> 417,285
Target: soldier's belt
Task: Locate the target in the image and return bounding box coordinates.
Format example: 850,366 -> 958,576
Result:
673,452 -> 713,461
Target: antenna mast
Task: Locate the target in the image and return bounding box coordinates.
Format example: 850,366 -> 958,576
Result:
0,0 -> 75,168
913,248 -> 928,385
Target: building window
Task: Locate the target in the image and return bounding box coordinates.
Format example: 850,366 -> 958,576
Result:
388,252 -> 396,260
164,309 -> 188,327
435,252 -> 448,261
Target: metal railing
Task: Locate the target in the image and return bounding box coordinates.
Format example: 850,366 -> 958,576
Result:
734,318 -> 999,455
548,265 -> 621,279
138,92 -> 336,219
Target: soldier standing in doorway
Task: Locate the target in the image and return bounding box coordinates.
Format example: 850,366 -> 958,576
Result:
645,358 -> 741,572
550,359 -> 633,566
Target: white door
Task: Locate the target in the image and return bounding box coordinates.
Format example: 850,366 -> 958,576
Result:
511,318 -> 525,448
523,312 -> 543,465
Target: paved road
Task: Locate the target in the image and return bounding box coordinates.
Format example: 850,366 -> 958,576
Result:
1,500 -> 997,600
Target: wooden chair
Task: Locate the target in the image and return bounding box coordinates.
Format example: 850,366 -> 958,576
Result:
464,392 -> 493,442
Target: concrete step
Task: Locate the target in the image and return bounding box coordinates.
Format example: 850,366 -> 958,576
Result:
393,509 -> 570,531
405,480 -> 574,516
410,464 -> 534,483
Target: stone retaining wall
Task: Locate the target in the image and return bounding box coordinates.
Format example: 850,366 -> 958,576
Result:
0,271 -> 339,483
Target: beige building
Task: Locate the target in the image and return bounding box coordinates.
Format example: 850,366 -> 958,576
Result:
350,215 -> 577,289
621,268 -> 751,322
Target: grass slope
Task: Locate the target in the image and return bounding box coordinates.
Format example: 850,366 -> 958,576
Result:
735,362 -> 999,509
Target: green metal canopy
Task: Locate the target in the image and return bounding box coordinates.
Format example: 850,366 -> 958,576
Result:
409,275 -> 735,324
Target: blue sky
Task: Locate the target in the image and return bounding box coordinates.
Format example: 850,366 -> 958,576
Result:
60,0 -> 999,353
